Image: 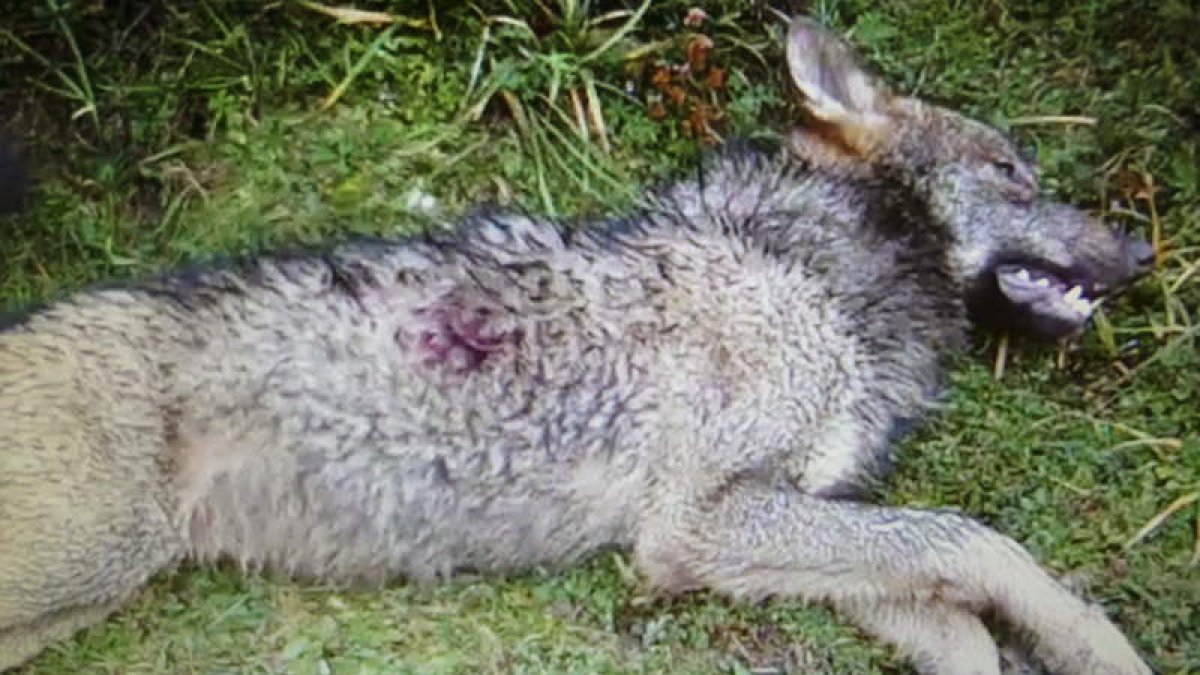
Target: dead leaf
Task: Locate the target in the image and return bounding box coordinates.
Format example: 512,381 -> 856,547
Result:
685,34 -> 713,72
684,8 -> 709,28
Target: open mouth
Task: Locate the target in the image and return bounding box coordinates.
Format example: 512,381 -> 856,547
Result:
995,264 -> 1099,326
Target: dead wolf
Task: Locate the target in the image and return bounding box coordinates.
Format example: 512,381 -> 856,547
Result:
0,16 -> 1157,675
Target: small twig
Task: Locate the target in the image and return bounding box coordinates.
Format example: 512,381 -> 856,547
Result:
320,24 -> 398,111
1193,514 -> 1200,566
463,22 -> 491,105
1141,169 -> 1163,269
1167,256 -> 1199,295
992,332 -> 1009,380
1047,476 -> 1091,497
568,88 -> 589,142
1036,409 -> 1182,452
582,73 -> 611,154
295,1 -> 430,29
1096,323 -> 1200,410
425,0 -> 441,41
1007,115 -> 1097,126
1124,491 -> 1199,553
498,90 -> 531,140
580,0 -> 651,64
1104,438 -> 1183,453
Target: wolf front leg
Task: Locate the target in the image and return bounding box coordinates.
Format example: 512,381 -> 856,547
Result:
634,484 -> 1151,675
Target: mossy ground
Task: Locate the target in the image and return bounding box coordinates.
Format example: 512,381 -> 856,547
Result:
1,1 -> 1196,673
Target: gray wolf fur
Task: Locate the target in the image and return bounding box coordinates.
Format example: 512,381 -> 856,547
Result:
0,16 -> 1157,674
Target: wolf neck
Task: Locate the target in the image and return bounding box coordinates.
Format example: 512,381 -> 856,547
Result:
654,144 -> 953,260
654,141 -> 971,419
649,145 -> 963,305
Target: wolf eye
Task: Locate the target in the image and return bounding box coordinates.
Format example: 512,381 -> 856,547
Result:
993,160 -> 1017,180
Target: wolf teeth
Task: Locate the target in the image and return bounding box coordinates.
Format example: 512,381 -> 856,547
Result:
1016,268 -> 1031,282
1062,285 -> 1094,316
1071,298 -> 1094,315
1035,278 -> 1050,288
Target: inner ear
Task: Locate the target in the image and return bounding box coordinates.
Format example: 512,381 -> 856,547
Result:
785,17 -> 892,150
788,125 -> 876,174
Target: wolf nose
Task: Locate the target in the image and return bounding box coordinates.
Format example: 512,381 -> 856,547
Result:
1126,238 -> 1156,269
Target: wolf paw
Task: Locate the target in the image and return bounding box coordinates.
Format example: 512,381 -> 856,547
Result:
1038,603 -> 1152,675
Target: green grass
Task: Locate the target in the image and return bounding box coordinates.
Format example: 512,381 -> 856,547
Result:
2,1 -> 1197,673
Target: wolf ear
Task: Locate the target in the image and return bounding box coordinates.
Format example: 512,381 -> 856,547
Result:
785,17 -> 891,156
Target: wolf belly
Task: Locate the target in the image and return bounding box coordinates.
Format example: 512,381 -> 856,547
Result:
174,420 -> 646,583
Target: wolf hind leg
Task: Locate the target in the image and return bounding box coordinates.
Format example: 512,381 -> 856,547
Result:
0,418 -> 184,671
0,602 -> 126,671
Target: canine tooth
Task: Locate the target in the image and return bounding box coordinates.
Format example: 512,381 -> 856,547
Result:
1063,285 -> 1083,303
1066,294 -> 1094,315
1035,278 -> 1050,288
1016,268 -> 1031,282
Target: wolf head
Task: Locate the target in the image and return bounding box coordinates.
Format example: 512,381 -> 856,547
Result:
782,17 -> 1153,339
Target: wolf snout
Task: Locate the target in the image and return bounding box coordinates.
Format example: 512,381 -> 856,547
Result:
1124,237 -> 1156,271
1086,232 -> 1155,299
